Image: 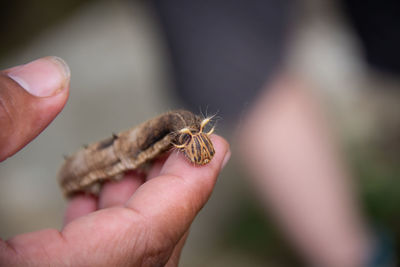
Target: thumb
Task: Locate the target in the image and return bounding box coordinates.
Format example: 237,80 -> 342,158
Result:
0,56 -> 70,161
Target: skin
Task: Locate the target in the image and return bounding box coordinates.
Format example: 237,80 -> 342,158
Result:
238,75 -> 371,267
0,57 -> 231,266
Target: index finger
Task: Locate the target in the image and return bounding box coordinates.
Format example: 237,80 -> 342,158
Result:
125,134 -> 230,239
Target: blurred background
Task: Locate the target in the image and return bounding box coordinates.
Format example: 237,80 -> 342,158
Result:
0,0 -> 399,266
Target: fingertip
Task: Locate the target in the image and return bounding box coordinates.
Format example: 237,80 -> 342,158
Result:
160,134 -> 230,181
64,194 -> 97,225
98,172 -> 145,209
210,134 -> 231,169
151,134 -> 230,204
126,134 -> 230,215
147,155 -> 168,180
6,56 -> 70,97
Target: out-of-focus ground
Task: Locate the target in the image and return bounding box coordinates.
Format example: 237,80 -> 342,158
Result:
1,0 -> 399,266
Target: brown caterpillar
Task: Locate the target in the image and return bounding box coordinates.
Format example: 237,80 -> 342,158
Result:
58,110 -> 215,197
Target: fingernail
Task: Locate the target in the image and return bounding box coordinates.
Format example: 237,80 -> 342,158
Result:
7,56 -> 70,97
222,150 -> 231,169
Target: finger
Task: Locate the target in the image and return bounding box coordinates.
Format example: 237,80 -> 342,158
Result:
64,194 -> 97,225
98,172 -> 145,209
0,56 -> 70,162
0,136 -> 230,266
147,155 -> 168,180
125,135 -> 230,246
165,230 -> 189,267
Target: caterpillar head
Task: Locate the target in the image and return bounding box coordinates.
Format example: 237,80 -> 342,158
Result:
174,118 -> 215,165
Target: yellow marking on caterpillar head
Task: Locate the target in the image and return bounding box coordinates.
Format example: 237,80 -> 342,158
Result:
200,117 -> 215,135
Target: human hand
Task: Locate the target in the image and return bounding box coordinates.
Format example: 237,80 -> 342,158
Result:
0,57 -> 231,266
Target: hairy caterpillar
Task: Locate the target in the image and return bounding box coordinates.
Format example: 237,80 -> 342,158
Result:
58,110 -> 215,197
